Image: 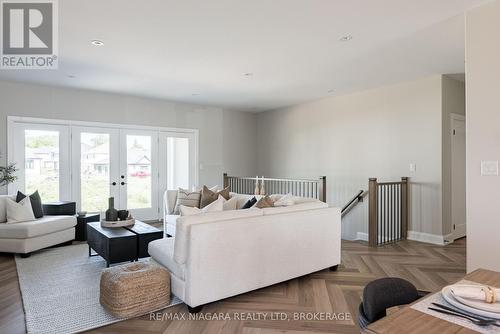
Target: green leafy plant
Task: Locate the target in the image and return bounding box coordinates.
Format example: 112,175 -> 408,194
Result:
0,155 -> 18,186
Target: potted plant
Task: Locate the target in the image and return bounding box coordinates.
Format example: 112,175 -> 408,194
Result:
0,155 -> 18,187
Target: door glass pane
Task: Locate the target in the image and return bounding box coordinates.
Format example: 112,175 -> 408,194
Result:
80,133 -> 110,212
167,137 -> 189,189
127,135 -> 151,209
25,130 -> 59,201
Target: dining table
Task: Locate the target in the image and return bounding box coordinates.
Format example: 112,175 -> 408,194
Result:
364,269 -> 500,334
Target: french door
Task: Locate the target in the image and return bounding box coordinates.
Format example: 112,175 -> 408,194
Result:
72,127 -> 158,220
8,117 -> 199,222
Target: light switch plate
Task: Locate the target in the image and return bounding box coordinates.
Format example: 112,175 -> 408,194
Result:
481,160 -> 498,176
409,163 -> 417,172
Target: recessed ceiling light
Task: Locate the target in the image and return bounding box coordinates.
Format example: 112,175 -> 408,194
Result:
328,89 -> 335,93
91,40 -> 104,46
191,93 -> 199,96
67,75 -> 76,79
339,35 -> 353,42
243,72 -> 253,77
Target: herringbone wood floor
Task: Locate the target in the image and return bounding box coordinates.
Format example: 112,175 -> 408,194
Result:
0,238 -> 466,334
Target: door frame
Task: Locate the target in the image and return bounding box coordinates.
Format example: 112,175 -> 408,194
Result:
7,116 -> 199,220
450,113 -> 466,241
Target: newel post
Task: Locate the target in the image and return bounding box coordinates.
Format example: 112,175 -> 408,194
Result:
368,178 -> 378,247
401,177 -> 409,239
319,176 -> 327,203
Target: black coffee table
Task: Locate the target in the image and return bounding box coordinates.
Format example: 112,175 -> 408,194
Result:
87,221 -> 162,267
124,221 -> 163,259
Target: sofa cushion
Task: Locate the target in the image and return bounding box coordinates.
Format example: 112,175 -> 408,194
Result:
148,238 -> 186,279
222,196 -> 238,211
229,193 -> 263,209
180,195 -> 224,216
164,190 -> 179,215
242,197 -> 258,209
173,188 -> 201,215
0,195 -> 16,223
273,193 -> 296,207
253,196 -> 275,209
174,209 -> 263,264
6,197 -> 35,224
262,201 -> 328,215
0,215 -> 77,239
16,190 -> 44,219
200,186 -> 230,208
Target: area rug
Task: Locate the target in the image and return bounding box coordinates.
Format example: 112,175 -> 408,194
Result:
15,244 -> 182,334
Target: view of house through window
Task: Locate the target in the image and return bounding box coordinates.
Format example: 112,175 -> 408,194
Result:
24,130 -> 60,202
80,133 -> 111,213
126,135 -> 152,209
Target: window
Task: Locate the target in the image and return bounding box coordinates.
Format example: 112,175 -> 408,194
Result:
9,117 -> 197,221
24,130 -> 60,202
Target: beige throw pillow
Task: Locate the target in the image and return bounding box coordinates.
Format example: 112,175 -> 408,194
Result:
253,196 -> 275,209
200,185 -> 230,208
179,195 -> 225,216
174,188 -> 201,215
6,197 -> 36,224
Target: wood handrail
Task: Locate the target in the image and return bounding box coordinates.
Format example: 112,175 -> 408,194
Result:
341,190 -> 365,216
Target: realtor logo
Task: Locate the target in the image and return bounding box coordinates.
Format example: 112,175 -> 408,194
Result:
1,0 -> 58,69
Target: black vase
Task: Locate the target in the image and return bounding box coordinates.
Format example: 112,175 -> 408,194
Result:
105,197 -> 118,221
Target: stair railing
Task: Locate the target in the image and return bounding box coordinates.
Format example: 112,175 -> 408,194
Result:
368,177 -> 409,247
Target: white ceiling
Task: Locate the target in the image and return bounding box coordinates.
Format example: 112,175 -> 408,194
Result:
0,0 -> 489,112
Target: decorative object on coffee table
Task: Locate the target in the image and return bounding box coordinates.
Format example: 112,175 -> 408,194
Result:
101,217 -> 135,228
124,222 -> 163,259
87,222 -> 137,267
117,210 -> 129,221
75,213 -> 100,241
100,262 -> 171,318
105,197 -> 118,221
42,201 -> 76,215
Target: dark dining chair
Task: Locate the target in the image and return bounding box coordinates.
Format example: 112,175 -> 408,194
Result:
358,277 -> 429,329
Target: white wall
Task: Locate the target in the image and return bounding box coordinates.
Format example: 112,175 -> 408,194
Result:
0,80 -> 257,194
465,0 -> 500,272
257,76 -> 446,240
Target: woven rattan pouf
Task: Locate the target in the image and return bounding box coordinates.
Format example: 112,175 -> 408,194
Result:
100,262 -> 171,318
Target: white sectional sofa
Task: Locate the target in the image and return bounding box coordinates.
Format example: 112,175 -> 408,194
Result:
0,195 -> 77,256
151,193 -> 341,312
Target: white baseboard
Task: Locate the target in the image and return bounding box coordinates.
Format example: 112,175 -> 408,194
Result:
354,231 -> 452,246
407,230 -> 450,245
355,232 -> 369,241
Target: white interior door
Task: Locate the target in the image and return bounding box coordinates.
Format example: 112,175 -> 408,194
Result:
9,123 -> 70,202
451,114 -> 466,240
71,126 -> 120,214
119,129 -> 158,220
